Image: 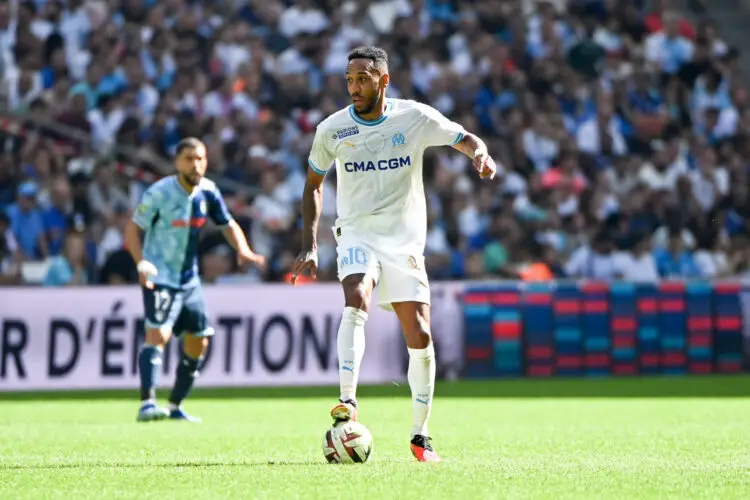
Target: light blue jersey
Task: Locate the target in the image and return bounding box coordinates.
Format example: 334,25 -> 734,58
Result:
133,176 -> 233,289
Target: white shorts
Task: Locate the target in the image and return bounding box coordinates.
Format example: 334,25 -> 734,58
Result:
333,226 -> 430,311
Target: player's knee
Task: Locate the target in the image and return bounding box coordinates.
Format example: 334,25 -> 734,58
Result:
183,335 -> 209,359
342,306 -> 368,326
145,327 -> 170,348
405,329 -> 431,350
342,278 -> 372,311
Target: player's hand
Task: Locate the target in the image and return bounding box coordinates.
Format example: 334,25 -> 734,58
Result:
238,250 -> 266,270
137,260 -> 158,290
290,250 -> 318,285
473,150 -> 496,180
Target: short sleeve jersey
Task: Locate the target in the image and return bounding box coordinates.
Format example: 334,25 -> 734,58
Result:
132,176 -> 233,288
308,98 -> 464,253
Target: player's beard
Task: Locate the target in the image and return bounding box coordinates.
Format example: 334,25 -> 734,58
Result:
357,93 -> 380,115
180,173 -> 200,187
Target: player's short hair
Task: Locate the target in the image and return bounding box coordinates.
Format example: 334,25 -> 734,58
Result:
347,46 -> 388,73
175,137 -> 205,156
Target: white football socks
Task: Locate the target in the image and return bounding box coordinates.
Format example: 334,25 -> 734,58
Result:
338,307 -> 368,403
408,343 -> 436,438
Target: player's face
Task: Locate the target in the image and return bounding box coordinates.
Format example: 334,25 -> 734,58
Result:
346,59 -> 386,114
176,145 -> 207,186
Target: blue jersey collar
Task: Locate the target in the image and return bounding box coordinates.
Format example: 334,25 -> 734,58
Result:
348,99 -> 392,126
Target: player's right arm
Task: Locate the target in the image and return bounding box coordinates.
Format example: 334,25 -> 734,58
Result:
125,187 -> 160,289
291,125 -> 333,285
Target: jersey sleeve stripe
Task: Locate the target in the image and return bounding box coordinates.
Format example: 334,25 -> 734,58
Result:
308,159 -> 328,175
449,132 -> 464,146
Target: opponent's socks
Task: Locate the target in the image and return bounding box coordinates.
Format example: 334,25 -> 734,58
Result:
138,344 -> 163,403
338,307 -> 368,403
168,354 -> 202,407
408,343 -> 436,438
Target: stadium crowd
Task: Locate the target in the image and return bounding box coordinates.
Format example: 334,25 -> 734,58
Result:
0,0 -> 749,286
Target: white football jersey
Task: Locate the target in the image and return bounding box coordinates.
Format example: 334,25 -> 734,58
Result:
308,98 -> 465,253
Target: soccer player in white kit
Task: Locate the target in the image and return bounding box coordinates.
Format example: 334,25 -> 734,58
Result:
291,46 -> 497,462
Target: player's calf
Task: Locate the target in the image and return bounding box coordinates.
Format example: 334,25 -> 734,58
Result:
136,327 -> 171,422
337,306 -> 368,402
167,334 -> 208,422
392,302 -> 437,446
331,274 -> 373,424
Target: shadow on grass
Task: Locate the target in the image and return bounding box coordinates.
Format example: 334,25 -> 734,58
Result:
0,460 -> 329,471
2,375 -> 750,401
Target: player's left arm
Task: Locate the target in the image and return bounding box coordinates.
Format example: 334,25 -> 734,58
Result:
222,220 -> 265,269
451,132 -> 497,180
206,186 -> 266,269
419,103 -> 496,180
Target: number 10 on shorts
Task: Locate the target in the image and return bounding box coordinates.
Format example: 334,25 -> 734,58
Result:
341,247 -> 368,267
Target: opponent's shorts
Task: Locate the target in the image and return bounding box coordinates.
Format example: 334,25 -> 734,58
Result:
333,226 -> 430,311
142,283 -> 214,337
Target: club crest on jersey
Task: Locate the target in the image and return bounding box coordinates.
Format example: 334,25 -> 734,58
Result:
364,132 -> 386,154
391,132 -> 406,147
333,126 -> 360,140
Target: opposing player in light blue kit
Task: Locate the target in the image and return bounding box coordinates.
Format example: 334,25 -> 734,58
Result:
291,46 -> 497,461
125,137 -> 265,423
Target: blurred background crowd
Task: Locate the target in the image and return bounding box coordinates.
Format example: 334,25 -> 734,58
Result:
2,0 -> 750,287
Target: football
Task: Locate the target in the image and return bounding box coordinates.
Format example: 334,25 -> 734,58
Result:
322,421 -> 374,464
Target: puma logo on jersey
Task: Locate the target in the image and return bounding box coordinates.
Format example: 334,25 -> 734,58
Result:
342,141 -> 357,149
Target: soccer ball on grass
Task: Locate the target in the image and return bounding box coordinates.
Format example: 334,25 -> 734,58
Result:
322,421 -> 374,464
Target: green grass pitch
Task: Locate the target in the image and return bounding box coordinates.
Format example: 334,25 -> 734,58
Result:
2,376 -> 750,499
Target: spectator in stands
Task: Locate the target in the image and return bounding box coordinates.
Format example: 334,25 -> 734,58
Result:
567,16 -> 606,79
6,181 -> 48,261
88,165 -> 129,226
68,171 -> 94,229
43,176 -> 72,255
99,248 -> 137,284
523,113 -> 561,172
0,212 -> 21,284
614,232 -> 660,282
98,205 -> 137,285
644,11 -> 695,75
689,146 -> 729,214
249,168 -> 294,260
0,0 -> 748,285
621,69 -> 670,150
43,231 -> 90,286
565,230 -> 621,280
576,100 -> 628,158
654,227 -> 703,278
645,1 -> 696,39
541,150 -> 588,196
97,203 -> 129,268
694,229 -> 731,279
0,156 -> 17,210
55,92 -> 91,136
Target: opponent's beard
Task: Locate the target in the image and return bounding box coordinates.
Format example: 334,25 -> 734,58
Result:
180,173 -> 199,187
